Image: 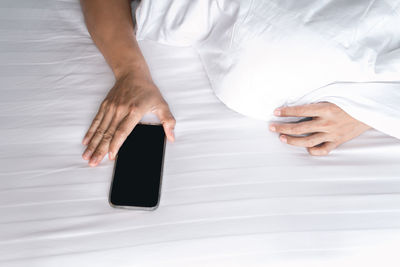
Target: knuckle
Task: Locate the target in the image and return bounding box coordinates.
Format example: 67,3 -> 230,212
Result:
324,109 -> 333,117
95,127 -> 106,135
102,131 -> 113,142
114,129 -> 126,138
87,143 -> 97,152
168,115 -> 176,124
115,109 -> 126,118
128,106 -> 139,116
324,105 -> 339,117
116,104 -> 128,114
95,144 -> 108,154
128,109 -> 136,117
107,102 -> 117,111
100,99 -> 109,109
92,151 -> 103,159
85,131 -> 94,138
129,102 -> 140,111
92,117 -> 102,125
162,116 -> 176,126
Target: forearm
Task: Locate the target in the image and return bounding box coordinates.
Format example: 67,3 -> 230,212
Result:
80,0 -> 150,79
80,0 -> 176,167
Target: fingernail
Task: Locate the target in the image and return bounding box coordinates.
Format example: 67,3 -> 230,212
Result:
280,135 -> 287,143
274,108 -> 281,116
167,128 -> 175,142
269,125 -> 276,132
109,152 -> 114,160
89,157 -> 98,166
82,137 -> 88,145
82,150 -> 92,160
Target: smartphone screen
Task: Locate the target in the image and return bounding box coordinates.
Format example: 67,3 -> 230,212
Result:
109,123 -> 166,210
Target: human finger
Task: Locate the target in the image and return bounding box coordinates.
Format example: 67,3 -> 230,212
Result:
274,103 -> 327,117
82,108 -> 114,161
108,110 -> 142,160
269,120 -> 325,135
279,132 -> 329,148
82,106 -> 105,146
88,113 -> 123,166
307,141 -> 338,156
152,103 -> 176,142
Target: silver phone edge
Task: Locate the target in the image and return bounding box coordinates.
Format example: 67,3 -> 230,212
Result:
108,123 -> 167,211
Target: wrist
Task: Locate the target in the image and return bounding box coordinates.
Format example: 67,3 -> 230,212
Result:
113,60 -> 152,82
104,38 -> 151,81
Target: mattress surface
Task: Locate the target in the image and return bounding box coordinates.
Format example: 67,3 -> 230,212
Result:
1,1 -> 400,266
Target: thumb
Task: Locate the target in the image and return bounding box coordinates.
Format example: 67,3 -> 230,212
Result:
153,103 -> 176,142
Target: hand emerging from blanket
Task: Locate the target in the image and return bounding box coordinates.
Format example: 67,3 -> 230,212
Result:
82,73 -> 175,167
269,102 -> 371,155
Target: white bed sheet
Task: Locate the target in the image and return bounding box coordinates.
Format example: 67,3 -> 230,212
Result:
1,0 -> 400,266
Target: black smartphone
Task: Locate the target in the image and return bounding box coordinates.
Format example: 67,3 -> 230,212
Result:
109,123 -> 166,210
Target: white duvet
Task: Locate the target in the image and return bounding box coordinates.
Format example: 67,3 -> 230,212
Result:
136,0 -> 400,139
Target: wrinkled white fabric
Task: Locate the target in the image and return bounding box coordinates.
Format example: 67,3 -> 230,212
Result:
136,0 -> 400,139
2,1 -> 400,266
